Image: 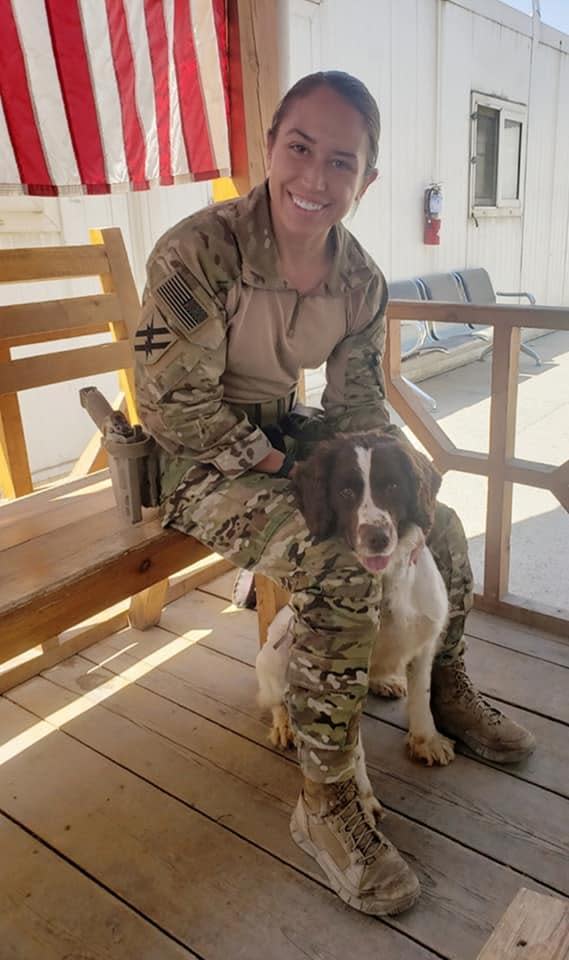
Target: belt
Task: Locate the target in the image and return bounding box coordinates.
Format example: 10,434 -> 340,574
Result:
236,389 -> 297,429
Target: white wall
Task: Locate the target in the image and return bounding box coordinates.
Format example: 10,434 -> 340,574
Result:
2,0 -> 569,480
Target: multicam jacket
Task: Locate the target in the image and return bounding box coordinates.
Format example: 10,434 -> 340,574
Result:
134,181 -> 391,498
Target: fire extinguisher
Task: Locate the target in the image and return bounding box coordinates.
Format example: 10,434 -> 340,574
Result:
424,184 -> 442,245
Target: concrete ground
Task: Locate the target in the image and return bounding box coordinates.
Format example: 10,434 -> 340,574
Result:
306,329 -> 569,615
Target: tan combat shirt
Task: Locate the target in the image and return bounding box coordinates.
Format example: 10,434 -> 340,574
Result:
134,181 -> 390,494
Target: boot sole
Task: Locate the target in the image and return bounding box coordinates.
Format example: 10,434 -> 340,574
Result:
290,813 -> 420,917
437,724 -> 536,764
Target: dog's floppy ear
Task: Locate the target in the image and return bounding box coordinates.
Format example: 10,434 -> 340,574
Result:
292,442 -> 337,541
403,445 -> 442,535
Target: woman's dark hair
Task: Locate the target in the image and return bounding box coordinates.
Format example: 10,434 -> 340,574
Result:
267,71 -> 380,174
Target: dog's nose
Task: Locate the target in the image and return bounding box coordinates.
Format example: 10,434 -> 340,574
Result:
358,524 -> 391,554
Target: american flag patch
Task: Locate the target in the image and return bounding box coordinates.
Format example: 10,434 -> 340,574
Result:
156,273 -> 208,335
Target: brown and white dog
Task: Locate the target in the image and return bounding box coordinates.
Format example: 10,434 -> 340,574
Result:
256,432 -> 455,805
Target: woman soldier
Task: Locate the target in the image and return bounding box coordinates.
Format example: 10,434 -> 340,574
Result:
134,72 -> 535,917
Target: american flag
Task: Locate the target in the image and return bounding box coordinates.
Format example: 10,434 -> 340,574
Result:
0,0 -> 231,195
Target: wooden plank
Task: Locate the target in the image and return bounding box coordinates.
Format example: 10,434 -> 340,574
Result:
0,477 -> 115,551
0,815 -> 195,960
465,635 -> 569,725
0,694 -> 433,960
0,294 -> 119,344
68,618 -> 569,896
476,888 -> 569,960
0,242 -> 110,283
465,610 -> 569,669
474,593 -> 569,639
129,579 -> 170,629
235,0 -> 280,189
0,471 -> 111,537
484,324 -> 520,603
387,300 -> 569,331
0,344 -> 33,498
5,671 -> 559,960
0,340 -> 132,395
0,557 -> 232,695
91,229 -> 139,423
0,508 -> 210,661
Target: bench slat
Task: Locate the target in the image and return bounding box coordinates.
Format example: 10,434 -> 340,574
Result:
0,508 -> 207,662
0,341 -> 132,395
0,243 -> 110,283
0,294 -> 120,344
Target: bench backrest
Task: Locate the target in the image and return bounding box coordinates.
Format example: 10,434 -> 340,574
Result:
0,229 -> 139,498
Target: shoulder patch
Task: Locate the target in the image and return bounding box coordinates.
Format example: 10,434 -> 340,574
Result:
134,314 -> 176,363
155,272 -> 208,336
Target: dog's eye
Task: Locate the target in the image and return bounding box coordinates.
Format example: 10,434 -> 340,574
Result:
384,482 -> 398,493
339,487 -> 356,500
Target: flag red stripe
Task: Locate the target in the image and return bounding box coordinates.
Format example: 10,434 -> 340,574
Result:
144,0 -> 173,185
105,0 -> 148,190
212,0 -> 230,127
0,0 -> 57,195
44,0 -> 108,194
173,0 -> 216,176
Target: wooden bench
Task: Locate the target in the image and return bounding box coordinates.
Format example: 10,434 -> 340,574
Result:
0,229 -> 284,693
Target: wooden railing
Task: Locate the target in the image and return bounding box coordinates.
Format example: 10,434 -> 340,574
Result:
385,300 -> 569,637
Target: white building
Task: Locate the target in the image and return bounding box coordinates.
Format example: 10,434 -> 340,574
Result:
2,0 -> 568,482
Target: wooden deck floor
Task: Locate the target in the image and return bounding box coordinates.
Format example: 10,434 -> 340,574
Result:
2,571 -> 568,960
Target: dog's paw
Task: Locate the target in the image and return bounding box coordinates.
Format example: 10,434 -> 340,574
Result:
406,731 -> 455,766
369,675 -> 408,699
360,791 -> 386,824
269,705 -> 295,750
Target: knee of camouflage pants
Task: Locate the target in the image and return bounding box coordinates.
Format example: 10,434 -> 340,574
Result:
164,462 -> 382,784
427,502 -> 474,665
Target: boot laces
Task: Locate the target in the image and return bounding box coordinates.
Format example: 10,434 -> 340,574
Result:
329,780 -> 385,865
451,660 -> 503,726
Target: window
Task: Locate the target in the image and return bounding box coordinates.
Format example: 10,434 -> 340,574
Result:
470,93 -> 526,217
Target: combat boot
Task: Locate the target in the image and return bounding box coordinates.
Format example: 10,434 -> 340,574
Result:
290,777 -> 420,916
431,657 -> 536,763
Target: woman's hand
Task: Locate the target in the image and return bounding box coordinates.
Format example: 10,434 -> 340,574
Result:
253,448 -> 286,474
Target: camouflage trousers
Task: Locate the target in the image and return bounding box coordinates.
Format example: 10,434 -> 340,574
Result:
164,463 -> 473,783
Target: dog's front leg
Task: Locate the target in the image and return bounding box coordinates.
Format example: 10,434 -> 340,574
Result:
406,638 -> 455,766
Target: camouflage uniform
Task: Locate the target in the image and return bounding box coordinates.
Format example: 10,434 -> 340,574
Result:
135,182 -> 473,783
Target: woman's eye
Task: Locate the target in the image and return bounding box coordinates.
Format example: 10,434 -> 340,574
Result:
339,487 -> 356,500
290,143 -> 308,155
331,158 -> 347,169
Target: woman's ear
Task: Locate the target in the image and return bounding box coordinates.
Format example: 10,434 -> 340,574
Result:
292,443 -> 337,541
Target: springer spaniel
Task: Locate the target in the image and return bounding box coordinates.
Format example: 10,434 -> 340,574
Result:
256,432 -> 455,807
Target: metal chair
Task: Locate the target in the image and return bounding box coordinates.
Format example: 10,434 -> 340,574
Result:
387,279 -> 441,410
416,272 -> 491,347
454,268 -> 541,366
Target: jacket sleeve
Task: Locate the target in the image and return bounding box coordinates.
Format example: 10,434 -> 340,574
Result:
134,214 -> 272,479
321,268 -> 392,435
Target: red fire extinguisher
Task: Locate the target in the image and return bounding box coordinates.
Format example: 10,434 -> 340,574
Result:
424,184 -> 442,245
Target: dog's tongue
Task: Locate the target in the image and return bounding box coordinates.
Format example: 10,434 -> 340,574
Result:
362,554 -> 392,572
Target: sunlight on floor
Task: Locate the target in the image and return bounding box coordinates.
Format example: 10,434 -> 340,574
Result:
0,629 -> 210,767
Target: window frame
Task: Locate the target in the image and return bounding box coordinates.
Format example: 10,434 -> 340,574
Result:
469,92 -> 527,219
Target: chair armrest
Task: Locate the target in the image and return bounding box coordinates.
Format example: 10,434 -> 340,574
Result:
495,291 -> 536,304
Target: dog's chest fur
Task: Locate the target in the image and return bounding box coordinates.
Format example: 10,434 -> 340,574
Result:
375,526 -> 449,670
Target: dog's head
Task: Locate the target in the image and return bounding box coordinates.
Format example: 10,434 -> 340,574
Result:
292,432 -> 441,572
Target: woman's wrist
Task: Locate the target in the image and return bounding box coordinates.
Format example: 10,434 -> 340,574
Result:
253,449 -> 286,474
